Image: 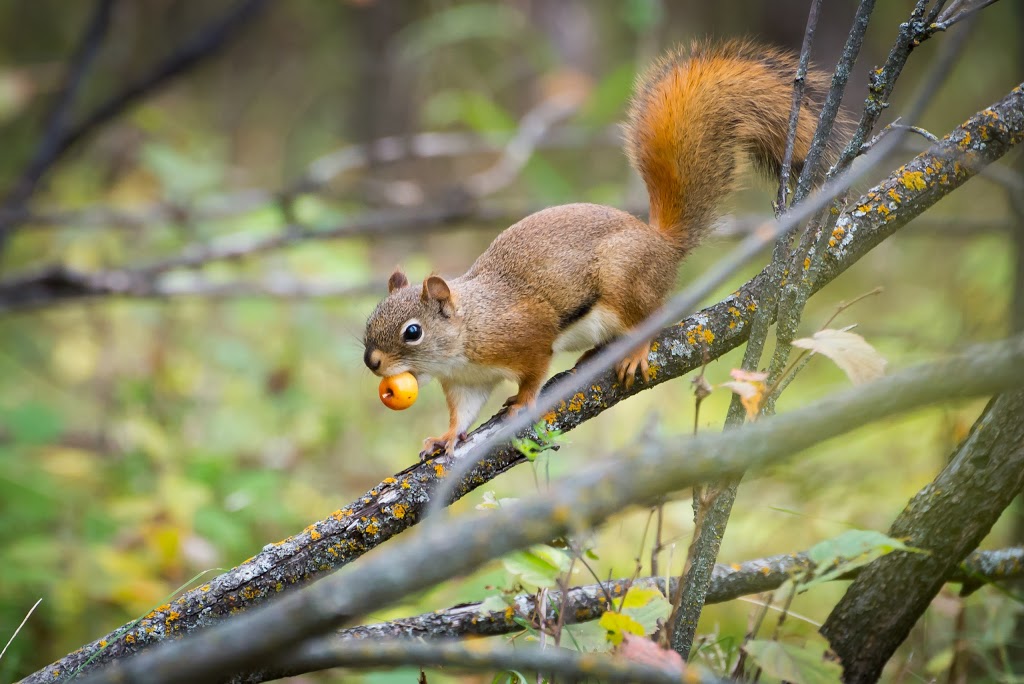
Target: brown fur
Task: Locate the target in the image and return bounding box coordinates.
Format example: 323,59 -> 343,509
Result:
624,39 -> 836,251
363,40 -> 839,457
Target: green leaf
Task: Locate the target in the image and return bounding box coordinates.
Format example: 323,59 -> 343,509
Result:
622,589 -> 671,634
423,90 -> 515,132
621,0 -> 665,32
561,620 -> 610,652
744,639 -> 843,684
501,544 -> 570,588
492,670 -> 529,684
511,423 -> 561,462
396,3 -> 526,64
924,647 -> 953,675
599,610 -> 645,645
523,157 -> 574,204
0,403 -> 62,445
578,63 -> 635,125
802,529 -> 925,590
621,586 -> 663,609
362,669 -> 429,684
476,594 -> 508,615
140,142 -> 222,199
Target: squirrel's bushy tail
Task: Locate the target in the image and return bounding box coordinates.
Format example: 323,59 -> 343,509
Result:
625,39 -> 836,251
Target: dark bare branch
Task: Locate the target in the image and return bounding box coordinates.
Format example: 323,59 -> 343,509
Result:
324,546 -> 1024,643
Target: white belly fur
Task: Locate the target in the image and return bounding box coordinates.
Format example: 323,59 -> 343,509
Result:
435,359 -> 518,386
553,304 -> 624,353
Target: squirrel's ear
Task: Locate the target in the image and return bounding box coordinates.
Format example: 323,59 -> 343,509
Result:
422,275 -> 451,303
422,276 -> 454,316
387,268 -> 409,293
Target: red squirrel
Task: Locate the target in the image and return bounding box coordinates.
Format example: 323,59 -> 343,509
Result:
363,40 -> 831,458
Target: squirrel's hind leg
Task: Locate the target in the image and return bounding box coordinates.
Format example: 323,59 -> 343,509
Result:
571,339 -> 651,389
504,357 -> 551,419
616,341 -> 652,389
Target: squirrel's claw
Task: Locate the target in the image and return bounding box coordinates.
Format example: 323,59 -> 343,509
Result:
419,435 -> 451,461
419,430 -> 468,461
505,402 -> 527,418
616,344 -> 651,390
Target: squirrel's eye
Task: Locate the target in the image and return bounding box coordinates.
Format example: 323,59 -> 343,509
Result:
402,321 -> 423,344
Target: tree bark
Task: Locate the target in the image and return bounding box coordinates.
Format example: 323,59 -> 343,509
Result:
821,392 -> 1024,682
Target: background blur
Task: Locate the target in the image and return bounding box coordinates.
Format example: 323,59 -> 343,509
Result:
1,1 -> 1022,681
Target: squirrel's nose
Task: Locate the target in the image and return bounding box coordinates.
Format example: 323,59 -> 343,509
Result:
364,347 -> 382,372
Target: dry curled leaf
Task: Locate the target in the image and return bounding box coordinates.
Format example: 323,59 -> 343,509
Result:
615,633 -> 685,674
729,369 -> 769,383
692,374 -> 713,401
792,328 -> 887,385
720,368 -> 768,420
599,611 -> 645,645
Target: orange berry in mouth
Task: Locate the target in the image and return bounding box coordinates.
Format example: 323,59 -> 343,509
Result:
379,372 -> 418,410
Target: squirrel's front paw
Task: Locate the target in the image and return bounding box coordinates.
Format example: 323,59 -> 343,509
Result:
419,431 -> 467,461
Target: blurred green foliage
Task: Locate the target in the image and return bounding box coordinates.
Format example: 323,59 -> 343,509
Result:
0,1 -> 1022,681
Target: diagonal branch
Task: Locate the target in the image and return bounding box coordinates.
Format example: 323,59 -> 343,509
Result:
22,79 -> 1024,683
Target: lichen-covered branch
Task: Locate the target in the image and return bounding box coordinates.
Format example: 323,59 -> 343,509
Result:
815,82 -> 1024,288
326,547 -> 1024,643
70,334 -> 1024,684
23,79 -> 1024,684
821,392 -> 1024,682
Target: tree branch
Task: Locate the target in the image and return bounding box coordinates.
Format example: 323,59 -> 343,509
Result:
261,639 -> 720,684
792,0 -> 875,204
323,547 -> 1024,643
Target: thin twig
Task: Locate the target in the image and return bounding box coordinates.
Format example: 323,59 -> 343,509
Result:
935,0 -> 1001,28
769,0 -> 977,407
0,265 -> 376,314
792,0 -> 877,204
777,0 -> 824,212
0,598 -> 42,662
